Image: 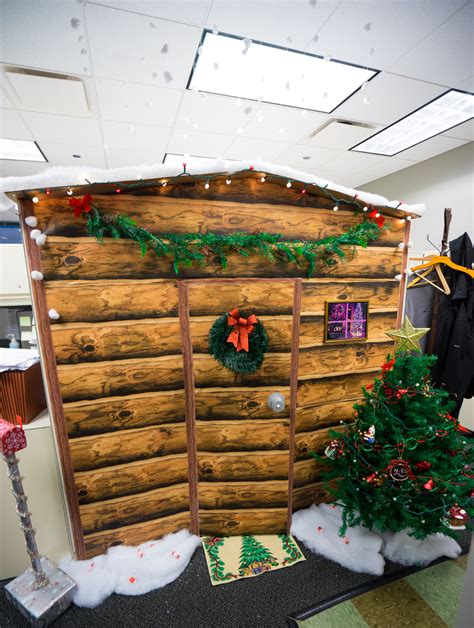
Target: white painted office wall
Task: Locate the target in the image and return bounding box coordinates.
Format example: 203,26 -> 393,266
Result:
362,142 -> 474,428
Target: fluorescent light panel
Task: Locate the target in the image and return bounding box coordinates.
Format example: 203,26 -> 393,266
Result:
352,90 -> 474,156
189,32 -> 377,113
0,138 -> 46,162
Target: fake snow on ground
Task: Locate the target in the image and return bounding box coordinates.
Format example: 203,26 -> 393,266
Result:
291,503 -> 461,576
0,159 -> 426,216
59,529 -> 200,608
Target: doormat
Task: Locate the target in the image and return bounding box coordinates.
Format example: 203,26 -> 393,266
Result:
201,534 -> 305,585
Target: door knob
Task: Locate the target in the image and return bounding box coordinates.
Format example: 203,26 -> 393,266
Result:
267,392 -> 285,412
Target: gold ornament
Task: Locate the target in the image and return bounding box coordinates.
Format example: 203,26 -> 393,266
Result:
385,316 -> 429,352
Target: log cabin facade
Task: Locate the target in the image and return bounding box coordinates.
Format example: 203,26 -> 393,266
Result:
10,168 -> 412,559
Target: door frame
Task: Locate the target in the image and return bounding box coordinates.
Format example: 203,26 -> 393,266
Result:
179,277 -> 302,535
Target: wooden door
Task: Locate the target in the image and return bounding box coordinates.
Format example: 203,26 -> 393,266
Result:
180,278 -> 301,536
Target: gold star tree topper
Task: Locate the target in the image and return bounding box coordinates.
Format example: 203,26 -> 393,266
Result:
385,316 -> 430,352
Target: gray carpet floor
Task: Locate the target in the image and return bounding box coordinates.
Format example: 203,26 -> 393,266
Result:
1,532 -> 470,628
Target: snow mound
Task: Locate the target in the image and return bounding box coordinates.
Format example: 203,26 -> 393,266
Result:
291,503 -> 385,575
59,529 -> 200,608
382,530 -> 461,567
291,504 -> 463,575
0,159 -> 426,215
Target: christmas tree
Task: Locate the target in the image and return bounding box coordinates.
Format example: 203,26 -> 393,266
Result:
349,302 -> 365,338
238,536 -> 278,576
317,318 -> 473,539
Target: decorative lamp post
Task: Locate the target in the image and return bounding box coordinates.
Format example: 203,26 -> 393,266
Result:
1,417 -> 76,626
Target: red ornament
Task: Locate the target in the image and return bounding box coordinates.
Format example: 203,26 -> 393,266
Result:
69,193 -> 92,217
423,479 -> 435,491
316,526 -> 324,533
414,461 -> 431,472
442,504 -> 468,530
0,417 -> 27,456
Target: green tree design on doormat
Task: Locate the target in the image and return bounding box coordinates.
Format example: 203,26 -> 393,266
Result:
238,535 -> 279,577
201,537 -> 236,584
278,534 -> 304,566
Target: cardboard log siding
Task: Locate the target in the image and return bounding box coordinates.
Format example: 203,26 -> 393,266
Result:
16,177 -> 407,558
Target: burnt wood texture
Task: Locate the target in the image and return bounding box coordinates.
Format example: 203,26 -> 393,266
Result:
18,176 -> 404,557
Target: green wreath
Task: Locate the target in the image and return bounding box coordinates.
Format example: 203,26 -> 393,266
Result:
208,309 -> 268,374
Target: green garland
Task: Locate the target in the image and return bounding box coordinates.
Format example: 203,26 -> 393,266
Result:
208,311 -> 268,374
85,204 -> 381,277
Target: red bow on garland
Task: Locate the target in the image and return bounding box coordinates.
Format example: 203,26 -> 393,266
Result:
226,308 -> 258,352
369,209 -> 385,228
381,358 -> 395,377
69,193 -> 92,217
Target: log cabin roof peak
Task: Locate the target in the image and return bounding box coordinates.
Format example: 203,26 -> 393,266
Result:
1,159 -> 424,220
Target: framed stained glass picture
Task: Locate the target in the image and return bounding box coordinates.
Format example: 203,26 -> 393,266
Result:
324,300 -> 369,343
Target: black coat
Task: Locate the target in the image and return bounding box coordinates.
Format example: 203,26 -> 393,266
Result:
431,232 -> 474,416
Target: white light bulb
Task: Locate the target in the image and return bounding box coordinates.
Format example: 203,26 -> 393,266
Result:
31,270 -> 43,281
406,215 -> 412,221
375,212 -> 380,218
260,176 -> 266,183
333,205 -> 339,211
204,182 -> 210,189
136,174 -> 142,180
48,309 -> 60,320
66,188 -> 73,195
397,243 -> 405,251
162,181 -> 167,187
36,233 -> 47,246
30,229 -> 41,240
286,180 -> 292,188
363,206 -> 368,212
32,196 -> 39,203
226,178 -> 231,185
394,274 -> 402,281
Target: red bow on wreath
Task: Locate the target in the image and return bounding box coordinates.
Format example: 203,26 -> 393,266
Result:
227,308 -> 257,352
69,193 -> 92,217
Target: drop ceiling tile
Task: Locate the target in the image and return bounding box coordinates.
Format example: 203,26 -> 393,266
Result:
0,86 -> 14,109
105,148 -> 165,169
456,75 -> 474,92
96,78 -> 183,126
21,112 -> 101,145
102,120 -> 171,151
206,1 -> 339,51
224,137 -> 291,161
312,0 -> 466,70
334,74 -> 447,125
323,150 -> 386,174
167,128 -> 234,157
393,135 -> 468,161
176,92 -> 254,136
356,156 -> 416,181
0,109 -> 33,140
39,143 -> 106,168
0,1 -> 92,75
0,160 -> 50,177
92,1 -> 211,25
85,4 -> 201,88
334,173 -> 372,189
388,2 -> 473,86
282,144 -> 341,169
244,104 -> 328,143
443,119 -> 474,141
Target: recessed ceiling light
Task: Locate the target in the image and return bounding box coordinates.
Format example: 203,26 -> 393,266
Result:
188,31 -> 377,114
163,153 -> 237,169
352,90 -> 474,156
0,139 -> 46,162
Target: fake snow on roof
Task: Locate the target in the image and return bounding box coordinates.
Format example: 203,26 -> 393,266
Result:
0,158 -> 426,215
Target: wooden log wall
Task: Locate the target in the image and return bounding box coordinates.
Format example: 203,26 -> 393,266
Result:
19,175 -> 404,558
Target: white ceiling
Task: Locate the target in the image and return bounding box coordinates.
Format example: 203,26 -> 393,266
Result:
0,0 -> 472,197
